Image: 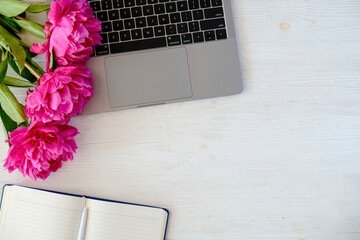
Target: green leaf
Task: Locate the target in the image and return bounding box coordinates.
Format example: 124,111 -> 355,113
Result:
4,76 -> 36,87
0,83 -> 27,122
49,48 -> 57,71
0,57 -> 8,84
18,12 -> 26,18
7,55 -> 37,82
0,15 -> 21,34
0,0 -> 30,17
21,46 -> 44,77
26,4 -> 50,13
0,25 -> 26,72
26,56 -> 44,76
0,103 -> 17,143
18,119 -> 29,127
24,46 -> 37,58
14,18 -> 45,39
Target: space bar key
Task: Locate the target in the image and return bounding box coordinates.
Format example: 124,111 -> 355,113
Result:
110,38 -> 167,54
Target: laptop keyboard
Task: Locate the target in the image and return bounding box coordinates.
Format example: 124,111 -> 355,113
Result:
89,0 -> 227,56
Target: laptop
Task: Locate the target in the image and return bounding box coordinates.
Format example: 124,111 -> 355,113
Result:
83,0 -> 243,114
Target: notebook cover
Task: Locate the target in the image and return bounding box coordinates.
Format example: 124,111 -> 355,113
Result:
0,184 -> 169,240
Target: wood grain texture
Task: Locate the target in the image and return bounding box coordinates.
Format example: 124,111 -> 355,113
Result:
1,1 -> 360,239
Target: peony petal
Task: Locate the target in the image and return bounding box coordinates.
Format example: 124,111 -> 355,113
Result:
49,91 -> 61,110
30,43 -> 47,54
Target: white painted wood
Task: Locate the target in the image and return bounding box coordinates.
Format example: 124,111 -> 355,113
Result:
1,1 -> 360,239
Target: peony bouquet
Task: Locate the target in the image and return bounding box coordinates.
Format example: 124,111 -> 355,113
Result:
0,0 -> 101,180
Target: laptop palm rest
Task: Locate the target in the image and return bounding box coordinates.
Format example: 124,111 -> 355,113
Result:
105,48 -> 193,108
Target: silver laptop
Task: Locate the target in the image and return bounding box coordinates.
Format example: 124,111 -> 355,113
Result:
83,0 -> 242,114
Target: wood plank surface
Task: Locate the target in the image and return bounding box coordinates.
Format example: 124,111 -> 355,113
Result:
1,1 -> 359,239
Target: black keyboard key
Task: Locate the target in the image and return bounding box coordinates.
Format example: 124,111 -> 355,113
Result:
101,0 -> 112,10
158,14 -> 169,24
188,0 -> 199,9
193,10 -> 204,20
136,0 -> 146,5
181,33 -> 192,44
109,10 -> 120,20
124,0 -> 135,7
131,29 -> 142,39
167,35 -> 181,46
120,30 -> 131,40
159,0 -> 169,2
181,11 -> 192,21
211,0 -> 222,6
177,23 -> 188,33
165,2 -> 176,13
143,5 -> 154,15
193,32 -> 204,42
97,11 -> 108,21
200,18 -> 225,30
154,4 -> 165,14
124,19 -> 135,29
204,30 -> 215,41
143,27 -> 154,38
148,0 -> 158,3
120,8 -> 131,18
100,33 -> 108,44
154,26 -> 165,36
131,7 -> 143,17
170,13 -> 181,23
113,0 -> 124,8
95,44 -> 109,55
204,7 -> 224,19
147,16 -> 158,26
90,1 -> 100,12
216,29 -> 227,39
110,37 -> 167,53
113,20 -> 124,30
200,0 -> 211,8
101,22 -> 112,32
188,21 -> 200,32
166,24 -> 177,35
135,17 -> 147,27
108,32 -> 120,42
177,1 -> 188,11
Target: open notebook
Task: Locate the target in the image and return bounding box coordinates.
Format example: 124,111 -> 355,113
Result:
0,185 -> 169,240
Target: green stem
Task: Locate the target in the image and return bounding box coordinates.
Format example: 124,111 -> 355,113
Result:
24,61 -> 42,79
29,59 -> 45,75
15,15 -> 44,28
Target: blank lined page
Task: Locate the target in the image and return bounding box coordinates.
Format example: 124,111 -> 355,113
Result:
0,186 -> 85,240
85,199 -> 168,240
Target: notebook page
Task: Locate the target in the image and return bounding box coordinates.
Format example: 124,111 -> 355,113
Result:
0,186 -> 85,240
85,199 -> 168,240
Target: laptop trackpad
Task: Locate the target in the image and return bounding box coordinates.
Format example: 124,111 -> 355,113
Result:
105,48 -> 192,108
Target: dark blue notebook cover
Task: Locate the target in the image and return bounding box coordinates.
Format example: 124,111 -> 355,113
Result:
0,184 -> 169,240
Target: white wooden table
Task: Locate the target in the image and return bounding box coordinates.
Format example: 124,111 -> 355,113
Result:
1,1 -> 360,239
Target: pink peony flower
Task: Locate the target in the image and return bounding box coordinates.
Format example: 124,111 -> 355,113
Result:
25,65 -> 94,123
30,0 -> 101,68
4,121 -> 79,180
